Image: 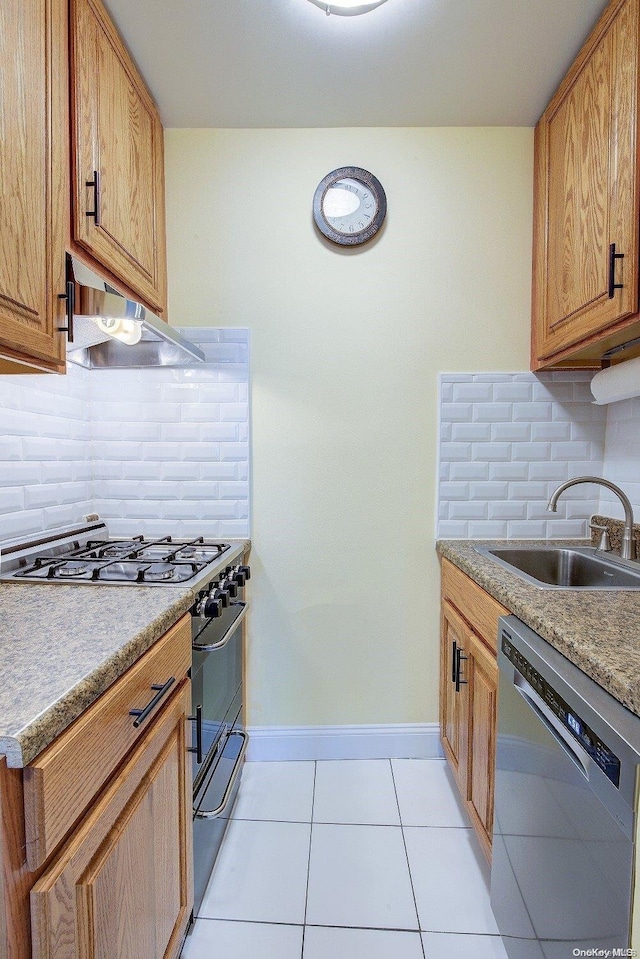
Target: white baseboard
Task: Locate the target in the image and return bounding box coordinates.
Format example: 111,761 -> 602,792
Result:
245,722 -> 443,762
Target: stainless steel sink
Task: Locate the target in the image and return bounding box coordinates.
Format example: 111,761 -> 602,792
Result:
474,545 -> 640,589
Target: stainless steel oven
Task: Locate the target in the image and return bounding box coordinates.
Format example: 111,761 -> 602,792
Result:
190,587 -> 249,915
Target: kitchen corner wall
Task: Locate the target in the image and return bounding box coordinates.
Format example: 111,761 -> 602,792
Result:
0,330 -> 250,542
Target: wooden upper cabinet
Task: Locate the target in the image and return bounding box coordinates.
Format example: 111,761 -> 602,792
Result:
532,0 -> 640,369
70,0 -> 168,315
0,0 -> 67,373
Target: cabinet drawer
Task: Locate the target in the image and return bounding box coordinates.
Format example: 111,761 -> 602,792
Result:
24,614 -> 191,870
441,558 -> 507,653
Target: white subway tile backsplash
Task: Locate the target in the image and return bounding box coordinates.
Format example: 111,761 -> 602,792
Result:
511,442 -> 550,461
527,462 -> 568,482
468,521 -> 511,538
450,423 -> 492,442
180,442 -> 222,462
0,330 -> 250,541
487,501 -> 527,521
451,383 -> 494,402
506,520 -> 548,538
180,482 -> 220,501
449,463 -> 490,481
1,437 -> 23,460
440,443 -> 472,462
473,403 -> 512,422
469,482 -> 509,501
450,502 -> 487,520
490,423 -> 531,443
471,442 -> 510,462
220,442 -> 250,462
512,402 -> 552,422
531,422 -> 570,442
487,463 -> 529,482
440,403 -> 473,423
492,382 -> 533,403
438,372 -> 606,540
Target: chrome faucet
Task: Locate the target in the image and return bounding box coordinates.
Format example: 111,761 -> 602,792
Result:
547,476 -> 636,561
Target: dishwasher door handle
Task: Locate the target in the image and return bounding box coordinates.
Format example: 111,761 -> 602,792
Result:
514,672 -> 590,780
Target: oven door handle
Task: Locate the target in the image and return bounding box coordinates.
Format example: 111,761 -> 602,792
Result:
192,601 -> 249,652
194,730 -> 248,819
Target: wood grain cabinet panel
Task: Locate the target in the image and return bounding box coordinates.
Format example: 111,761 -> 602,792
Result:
70,0 -> 168,314
24,616 -> 191,871
30,682 -> 192,959
439,558 -> 506,862
466,632 -> 498,862
532,0 -> 640,368
439,600 -> 469,796
0,0 -> 67,373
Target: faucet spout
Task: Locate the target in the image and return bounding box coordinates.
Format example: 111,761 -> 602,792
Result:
547,475 -> 636,561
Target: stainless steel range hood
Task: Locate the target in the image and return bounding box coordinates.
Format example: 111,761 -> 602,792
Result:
65,257 -> 205,369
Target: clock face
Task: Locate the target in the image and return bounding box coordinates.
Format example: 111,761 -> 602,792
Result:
313,167 -> 386,246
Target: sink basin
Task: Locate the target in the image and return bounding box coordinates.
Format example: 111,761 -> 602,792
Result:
474,546 -> 640,589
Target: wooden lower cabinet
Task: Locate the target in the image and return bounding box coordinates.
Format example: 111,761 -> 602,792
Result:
466,633 -> 498,862
30,681 -> 192,959
440,601 -> 469,795
0,617 -> 193,959
440,558 -> 506,862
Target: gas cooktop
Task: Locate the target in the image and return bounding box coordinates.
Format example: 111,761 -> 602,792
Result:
0,522 -> 237,589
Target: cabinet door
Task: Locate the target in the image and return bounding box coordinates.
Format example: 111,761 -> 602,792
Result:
466,632 -> 498,863
439,601 -> 469,796
0,0 -> 67,373
70,0 -> 168,315
30,682 -> 192,959
532,0 -> 640,366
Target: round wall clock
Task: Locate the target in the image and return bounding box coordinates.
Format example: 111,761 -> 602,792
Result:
313,167 -> 386,246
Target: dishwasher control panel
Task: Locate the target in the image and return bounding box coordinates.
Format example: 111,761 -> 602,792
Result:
502,636 -> 621,787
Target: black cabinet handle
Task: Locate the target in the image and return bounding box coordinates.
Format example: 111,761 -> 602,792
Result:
129,677 -> 175,728
451,640 -> 457,684
455,647 -> 468,693
187,704 -> 203,763
86,170 -> 101,226
608,243 -> 624,298
57,279 -> 75,344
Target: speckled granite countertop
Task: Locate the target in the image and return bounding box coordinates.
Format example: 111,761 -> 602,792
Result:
437,539 -> 640,719
0,584 -> 193,767
0,539 -> 251,768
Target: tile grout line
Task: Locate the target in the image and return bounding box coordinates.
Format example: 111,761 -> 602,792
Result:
300,760 -> 317,959
389,759 -> 427,959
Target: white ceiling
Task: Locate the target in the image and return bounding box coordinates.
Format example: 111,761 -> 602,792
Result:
103,0 -> 608,128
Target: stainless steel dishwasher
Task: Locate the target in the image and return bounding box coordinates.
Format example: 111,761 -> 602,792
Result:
491,615 -> 640,959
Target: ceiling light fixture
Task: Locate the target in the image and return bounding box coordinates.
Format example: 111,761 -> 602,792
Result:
307,0 -> 389,16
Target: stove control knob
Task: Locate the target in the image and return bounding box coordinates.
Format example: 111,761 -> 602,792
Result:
238,564 -> 251,581
202,594 -> 223,619
211,584 -> 230,608
221,576 -> 238,598
231,566 -> 247,587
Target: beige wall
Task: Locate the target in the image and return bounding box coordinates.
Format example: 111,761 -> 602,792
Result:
164,127 -> 532,728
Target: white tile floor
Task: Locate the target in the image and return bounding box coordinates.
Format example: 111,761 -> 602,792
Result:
181,759 -> 508,959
